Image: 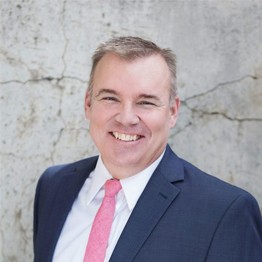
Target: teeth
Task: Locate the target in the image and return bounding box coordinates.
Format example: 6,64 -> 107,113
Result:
113,132 -> 139,141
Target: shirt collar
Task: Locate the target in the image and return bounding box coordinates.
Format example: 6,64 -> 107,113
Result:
86,150 -> 165,209
86,156 -> 112,205
121,151 -> 165,210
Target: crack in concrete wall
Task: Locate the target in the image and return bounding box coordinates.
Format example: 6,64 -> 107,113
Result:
0,76 -> 88,85
185,74 -> 259,101
183,102 -> 262,122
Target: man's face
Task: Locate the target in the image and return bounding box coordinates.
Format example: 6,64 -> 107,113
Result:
85,53 -> 179,178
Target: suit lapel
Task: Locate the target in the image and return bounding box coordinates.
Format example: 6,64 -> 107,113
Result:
110,146 -> 184,261
44,157 -> 98,261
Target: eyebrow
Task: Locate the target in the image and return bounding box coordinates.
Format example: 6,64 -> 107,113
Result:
137,94 -> 161,101
95,89 -> 119,97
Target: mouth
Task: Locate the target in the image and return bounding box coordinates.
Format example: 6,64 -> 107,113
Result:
111,132 -> 142,142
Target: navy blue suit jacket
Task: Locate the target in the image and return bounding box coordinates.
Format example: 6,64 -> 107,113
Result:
34,145 -> 262,261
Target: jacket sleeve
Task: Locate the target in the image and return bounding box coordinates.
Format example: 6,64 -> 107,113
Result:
205,192 -> 262,262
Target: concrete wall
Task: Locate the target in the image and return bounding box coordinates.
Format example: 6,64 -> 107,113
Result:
1,0 -> 261,261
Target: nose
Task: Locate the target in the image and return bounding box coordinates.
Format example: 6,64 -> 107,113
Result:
115,104 -> 140,126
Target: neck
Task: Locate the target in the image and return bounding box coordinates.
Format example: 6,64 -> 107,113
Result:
101,150 -> 165,180
106,164 -> 143,180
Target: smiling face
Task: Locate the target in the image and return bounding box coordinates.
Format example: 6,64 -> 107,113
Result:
85,53 -> 180,179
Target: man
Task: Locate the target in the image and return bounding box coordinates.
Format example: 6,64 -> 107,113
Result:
34,36 -> 262,262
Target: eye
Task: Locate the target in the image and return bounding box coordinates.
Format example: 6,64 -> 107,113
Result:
137,101 -> 157,106
101,96 -> 119,102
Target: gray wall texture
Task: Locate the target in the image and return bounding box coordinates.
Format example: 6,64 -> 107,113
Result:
1,0 -> 262,261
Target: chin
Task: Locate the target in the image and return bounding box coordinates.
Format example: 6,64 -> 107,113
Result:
111,157 -> 142,169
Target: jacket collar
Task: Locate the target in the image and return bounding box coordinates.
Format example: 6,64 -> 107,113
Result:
110,145 -> 184,261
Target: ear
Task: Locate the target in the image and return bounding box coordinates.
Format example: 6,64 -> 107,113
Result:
169,96 -> 180,128
84,90 -> 92,119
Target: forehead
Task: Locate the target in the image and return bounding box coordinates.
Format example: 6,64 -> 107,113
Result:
95,53 -> 169,72
93,53 -> 171,94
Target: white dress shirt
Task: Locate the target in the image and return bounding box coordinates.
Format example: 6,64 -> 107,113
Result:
53,152 -> 164,262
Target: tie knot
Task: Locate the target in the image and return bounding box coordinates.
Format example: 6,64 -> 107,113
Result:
105,179 -> 122,197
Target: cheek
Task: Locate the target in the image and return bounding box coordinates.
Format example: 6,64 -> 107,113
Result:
141,112 -> 169,133
90,114 -> 106,128
89,104 -> 110,122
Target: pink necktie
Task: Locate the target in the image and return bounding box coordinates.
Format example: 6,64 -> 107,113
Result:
83,179 -> 122,262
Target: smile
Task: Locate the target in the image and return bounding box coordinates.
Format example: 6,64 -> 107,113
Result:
112,132 -> 141,142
